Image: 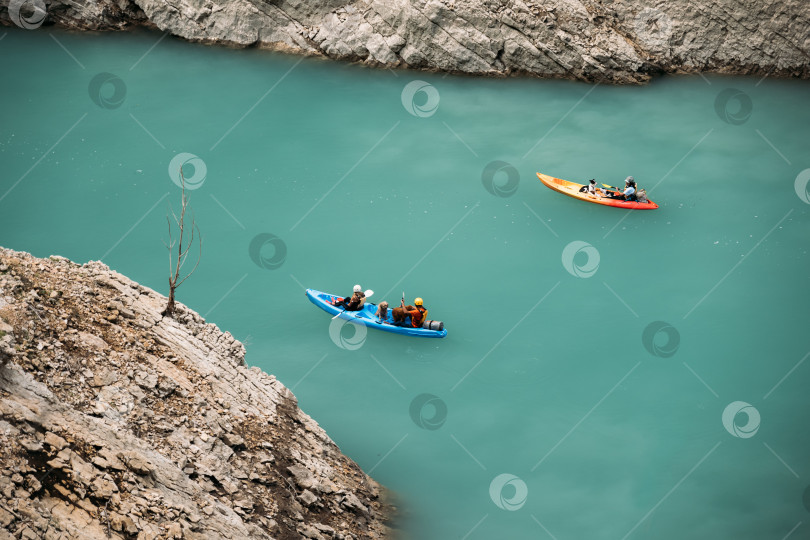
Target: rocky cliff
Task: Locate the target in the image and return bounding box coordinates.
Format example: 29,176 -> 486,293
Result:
0,247 -> 391,540
1,0 -> 808,83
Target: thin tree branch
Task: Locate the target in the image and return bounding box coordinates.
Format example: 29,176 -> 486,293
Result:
163,165 -> 202,316
176,222 -> 202,288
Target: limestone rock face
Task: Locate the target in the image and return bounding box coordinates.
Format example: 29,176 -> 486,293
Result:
0,248 -> 391,539
0,0 -> 807,82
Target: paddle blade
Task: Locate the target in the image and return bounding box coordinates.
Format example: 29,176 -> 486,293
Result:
365,289 -> 374,298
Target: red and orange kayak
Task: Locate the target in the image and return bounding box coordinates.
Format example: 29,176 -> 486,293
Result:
536,172 -> 659,210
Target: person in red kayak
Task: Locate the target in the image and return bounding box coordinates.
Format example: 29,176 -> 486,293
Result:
393,297 -> 427,327
608,176 -> 637,200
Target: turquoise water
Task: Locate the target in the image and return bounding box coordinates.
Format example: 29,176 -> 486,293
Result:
2,26 -> 810,539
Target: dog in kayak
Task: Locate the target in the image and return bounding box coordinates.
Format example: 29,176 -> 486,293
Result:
392,297 -> 427,327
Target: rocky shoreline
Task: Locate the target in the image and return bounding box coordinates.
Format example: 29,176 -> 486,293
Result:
0,247 -> 393,539
1,0 -> 808,83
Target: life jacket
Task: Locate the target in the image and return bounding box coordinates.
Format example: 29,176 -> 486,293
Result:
409,306 -> 427,327
624,186 -> 637,201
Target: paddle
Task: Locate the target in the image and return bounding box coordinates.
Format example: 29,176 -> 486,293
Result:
332,289 -> 374,319
601,183 -> 631,199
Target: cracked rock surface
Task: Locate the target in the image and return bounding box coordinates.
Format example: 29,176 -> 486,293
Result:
0,247 -> 392,540
0,0 -> 807,82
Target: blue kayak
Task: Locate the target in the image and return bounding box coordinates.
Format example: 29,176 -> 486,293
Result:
306,289 -> 447,338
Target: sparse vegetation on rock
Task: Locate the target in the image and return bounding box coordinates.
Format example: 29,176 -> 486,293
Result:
0,248 -> 393,540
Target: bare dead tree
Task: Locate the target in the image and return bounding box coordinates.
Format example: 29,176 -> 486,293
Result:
163,169 -> 201,317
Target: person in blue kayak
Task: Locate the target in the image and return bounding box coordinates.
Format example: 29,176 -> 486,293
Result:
393,297 -> 427,327
608,176 -> 637,201
333,284 -> 366,311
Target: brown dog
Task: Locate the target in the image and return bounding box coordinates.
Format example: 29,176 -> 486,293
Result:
393,304 -> 426,326
392,306 -> 412,325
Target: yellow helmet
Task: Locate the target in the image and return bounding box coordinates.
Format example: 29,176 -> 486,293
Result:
414,297 -> 423,306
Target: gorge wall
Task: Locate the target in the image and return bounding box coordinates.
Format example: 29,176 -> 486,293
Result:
0,247 -> 392,540
1,0 -> 808,83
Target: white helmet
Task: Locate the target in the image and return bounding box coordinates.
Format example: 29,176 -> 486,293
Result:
353,284 -> 362,292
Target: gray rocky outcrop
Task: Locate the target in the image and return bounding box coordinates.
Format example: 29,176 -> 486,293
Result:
0,0 -> 808,83
0,248 -> 392,539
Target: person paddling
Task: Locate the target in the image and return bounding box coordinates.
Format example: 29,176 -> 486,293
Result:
608,176 -> 637,201
333,284 -> 366,311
